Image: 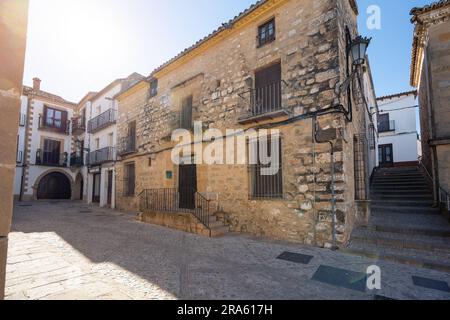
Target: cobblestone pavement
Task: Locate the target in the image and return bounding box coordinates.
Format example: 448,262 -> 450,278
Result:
5,202 -> 450,300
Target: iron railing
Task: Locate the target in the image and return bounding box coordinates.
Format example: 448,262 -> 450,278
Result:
38,114 -> 70,134
139,188 -> 211,228
88,147 -> 115,165
72,116 -> 86,134
70,153 -> 84,167
36,149 -> 68,167
87,109 -> 116,133
117,136 -> 137,156
378,120 -> 395,133
250,81 -> 283,116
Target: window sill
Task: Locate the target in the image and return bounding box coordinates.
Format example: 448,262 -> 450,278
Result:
238,109 -> 288,125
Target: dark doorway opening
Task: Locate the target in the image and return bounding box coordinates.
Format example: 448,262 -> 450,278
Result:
107,171 -> 113,206
37,172 -> 71,200
178,164 -> 197,210
92,173 -> 101,203
379,144 -> 394,167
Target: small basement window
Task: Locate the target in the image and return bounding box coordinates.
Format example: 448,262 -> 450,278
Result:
258,19 -> 276,48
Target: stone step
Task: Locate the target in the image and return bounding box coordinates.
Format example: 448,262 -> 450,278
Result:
371,205 -> 440,215
370,189 -> 432,195
373,175 -> 425,180
341,243 -> 450,273
371,200 -> 435,208
370,186 -> 432,193
210,226 -> 229,237
361,225 -> 450,238
351,228 -> 450,253
372,180 -> 428,186
371,182 -> 429,188
371,194 -> 434,201
371,212 -> 450,231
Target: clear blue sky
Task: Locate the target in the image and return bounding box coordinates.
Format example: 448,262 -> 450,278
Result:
23,0 -> 433,102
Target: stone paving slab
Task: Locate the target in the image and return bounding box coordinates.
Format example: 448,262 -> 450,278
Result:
5,201 -> 450,300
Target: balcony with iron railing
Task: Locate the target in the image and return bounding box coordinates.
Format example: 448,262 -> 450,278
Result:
70,152 -> 84,167
87,109 -> 116,134
238,80 -> 289,124
35,149 -> 68,167
117,136 -> 137,156
72,116 -> 86,135
88,147 -> 116,166
38,114 -> 70,135
378,120 -> 395,133
16,150 -> 23,164
19,113 -> 26,127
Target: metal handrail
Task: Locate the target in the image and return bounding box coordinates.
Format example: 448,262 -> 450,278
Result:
419,156 -> 450,216
139,188 -> 212,228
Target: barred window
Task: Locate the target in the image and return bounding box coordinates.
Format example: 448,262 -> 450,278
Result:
124,162 -> 135,196
249,136 -> 283,199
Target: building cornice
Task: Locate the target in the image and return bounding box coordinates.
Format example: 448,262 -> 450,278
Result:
410,0 -> 450,87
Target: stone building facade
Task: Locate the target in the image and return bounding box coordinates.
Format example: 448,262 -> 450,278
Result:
410,1 -> 450,201
115,0 -> 377,247
0,0 -> 29,299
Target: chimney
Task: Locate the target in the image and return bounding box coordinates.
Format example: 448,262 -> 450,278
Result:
33,77 -> 41,90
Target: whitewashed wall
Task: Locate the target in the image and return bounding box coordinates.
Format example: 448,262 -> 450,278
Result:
377,93 -> 419,164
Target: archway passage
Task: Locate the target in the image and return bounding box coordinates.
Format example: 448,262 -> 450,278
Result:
37,172 -> 72,200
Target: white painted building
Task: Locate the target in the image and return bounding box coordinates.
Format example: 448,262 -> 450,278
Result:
14,78 -> 79,201
72,73 -> 144,208
376,91 -> 420,166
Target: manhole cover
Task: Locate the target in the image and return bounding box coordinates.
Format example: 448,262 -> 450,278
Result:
277,252 -> 313,265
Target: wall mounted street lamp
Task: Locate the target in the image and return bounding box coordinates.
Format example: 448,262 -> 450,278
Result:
336,32 -> 372,115
349,35 -> 372,66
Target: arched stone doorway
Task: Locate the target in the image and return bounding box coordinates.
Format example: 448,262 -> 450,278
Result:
36,172 -> 72,200
74,173 -> 84,200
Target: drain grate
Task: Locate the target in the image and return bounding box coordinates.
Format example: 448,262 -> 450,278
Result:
312,265 -> 367,292
412,276 -> 450,293
277,252 -> 313,265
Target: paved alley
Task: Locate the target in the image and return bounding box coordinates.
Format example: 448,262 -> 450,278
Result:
5,202 -> 450,300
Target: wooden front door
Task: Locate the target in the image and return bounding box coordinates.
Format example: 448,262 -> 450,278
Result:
378,144 -> 394,167
178,164 -> 197,210
92,173 -> 101,203
254,62 -> 282,115
107,171 -> 113,206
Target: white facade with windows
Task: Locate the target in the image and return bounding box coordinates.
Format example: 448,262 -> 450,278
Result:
376,91 -> 420,166
14,79 -> 79,201
73,73 -> 144,208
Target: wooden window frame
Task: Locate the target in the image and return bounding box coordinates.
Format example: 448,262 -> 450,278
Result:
257,18 -> 276,48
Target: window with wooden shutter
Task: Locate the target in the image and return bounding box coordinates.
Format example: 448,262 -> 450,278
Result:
124,163 -> 136,196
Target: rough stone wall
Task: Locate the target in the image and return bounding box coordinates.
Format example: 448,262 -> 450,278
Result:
428,20 -> 450,192
0,0 -> 29,299
116,0 -> 368,246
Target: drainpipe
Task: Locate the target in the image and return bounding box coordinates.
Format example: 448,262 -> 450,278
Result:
19,94 -> 32,202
